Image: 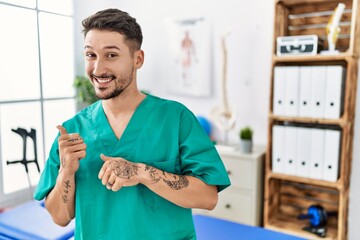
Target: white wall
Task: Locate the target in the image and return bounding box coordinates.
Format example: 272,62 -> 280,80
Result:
74,0 -> 273,145
74,1 -> 360,239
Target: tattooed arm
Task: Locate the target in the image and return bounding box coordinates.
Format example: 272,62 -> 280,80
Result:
45,125 -> 86,227
141,165 -> 218,210
98,154 -> 218,210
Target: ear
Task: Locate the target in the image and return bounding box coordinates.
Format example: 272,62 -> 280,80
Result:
134,50 -> 144,69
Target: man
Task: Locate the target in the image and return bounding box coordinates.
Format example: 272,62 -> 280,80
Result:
34,8 -> 230,239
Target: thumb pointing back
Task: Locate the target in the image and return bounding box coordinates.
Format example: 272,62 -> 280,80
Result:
56,125 -> 68,135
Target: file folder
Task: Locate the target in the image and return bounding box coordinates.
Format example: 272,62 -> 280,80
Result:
324,66 -> 344,119
272,125 -> 286,174
322,129 -> 341,182
284,67 -> 300,117
296,127 -> 311,178
310,66 -> 326,118
284,126 -> 297,175
298,66 -> 312,118
309,128 -> 325,179
273,67 -> 286,116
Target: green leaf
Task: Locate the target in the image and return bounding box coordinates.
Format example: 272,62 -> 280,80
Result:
73,75 -> 97,104
240,127 -> 253,140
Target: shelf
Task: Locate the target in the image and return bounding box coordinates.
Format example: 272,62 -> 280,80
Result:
268,114 -> 349,127
265,214 -> 338,240
265,0 -> 359,239
264,179 -> 339,239
266,172 -> 341,190
272,53 -> 355,63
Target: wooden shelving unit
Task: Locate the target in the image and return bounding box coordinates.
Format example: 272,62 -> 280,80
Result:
263,0 -> 360,239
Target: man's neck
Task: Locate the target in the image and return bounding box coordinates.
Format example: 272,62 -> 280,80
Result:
102,90 -> 146,118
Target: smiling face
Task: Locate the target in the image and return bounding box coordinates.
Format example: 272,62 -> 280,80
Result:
84,29 -> 143,100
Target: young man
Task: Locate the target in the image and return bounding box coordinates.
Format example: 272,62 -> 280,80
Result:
34,8 -> 230,239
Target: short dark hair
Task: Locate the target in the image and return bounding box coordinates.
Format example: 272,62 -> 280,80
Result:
82,8 -> 143,53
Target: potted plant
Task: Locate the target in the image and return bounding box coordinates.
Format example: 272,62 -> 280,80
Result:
73,75 -> 97,110
239,126 -> 253,153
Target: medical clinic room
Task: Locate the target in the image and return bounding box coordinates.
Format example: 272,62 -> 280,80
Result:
1,0 -> 360,239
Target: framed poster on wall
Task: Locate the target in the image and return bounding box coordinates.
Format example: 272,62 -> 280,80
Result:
165,17 -> 212,97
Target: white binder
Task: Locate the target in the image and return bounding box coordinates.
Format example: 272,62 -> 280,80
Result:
272,125 -> 286,174
310,66 -> 327,118
284,126 -> 297,175
324,66 -> 344,119
309,128 -> 325,179
284,67 -> 300,117
273,67 -> 286,116
296,127 -> 311,178
299,66 -> 312,118
322,129 -> 341,182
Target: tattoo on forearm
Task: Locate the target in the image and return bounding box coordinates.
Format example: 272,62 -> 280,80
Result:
62,180 -> 71,204
163,176 -> 189,190
145,165 -> 161,183
109,161 -> 139,179
61,157 -> 66,168
145,165 -> 189,190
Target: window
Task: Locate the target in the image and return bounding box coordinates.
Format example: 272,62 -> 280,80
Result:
0,0 -> 36,8
0,5 -> 40,101
39,12 -> 75,99
0,1 -> 76,207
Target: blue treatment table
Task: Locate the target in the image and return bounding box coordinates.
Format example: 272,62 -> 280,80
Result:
0,202 -> 307,240
193,214 -> 307,240
0,201 -> 74,240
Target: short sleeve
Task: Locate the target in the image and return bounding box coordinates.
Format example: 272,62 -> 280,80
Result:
178,108 -> 231,192
33,137 -> 60,200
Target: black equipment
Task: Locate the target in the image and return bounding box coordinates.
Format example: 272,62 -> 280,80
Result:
7,127 -> 40,174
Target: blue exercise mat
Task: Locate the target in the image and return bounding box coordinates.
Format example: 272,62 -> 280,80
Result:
193,214 -> 307,240
0,201 -> 74,240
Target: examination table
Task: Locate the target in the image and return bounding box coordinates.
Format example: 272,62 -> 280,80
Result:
0,201 -> 306,240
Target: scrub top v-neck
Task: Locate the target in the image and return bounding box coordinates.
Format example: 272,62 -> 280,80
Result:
93,95 -> 150,157
34,94 -> 231,240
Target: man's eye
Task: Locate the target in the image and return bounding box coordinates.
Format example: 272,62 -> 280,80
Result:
107,53 -> 117,58
86,53 -> 96,58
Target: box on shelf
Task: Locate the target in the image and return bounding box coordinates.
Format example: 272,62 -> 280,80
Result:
277,35 -> 323,56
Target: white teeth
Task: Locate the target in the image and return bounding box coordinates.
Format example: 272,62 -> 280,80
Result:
96,78 -> 112,83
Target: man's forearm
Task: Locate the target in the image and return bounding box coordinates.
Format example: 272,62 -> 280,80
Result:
45,171 -> 75,227
139,164 -> 218,210
99,155 -> 218,210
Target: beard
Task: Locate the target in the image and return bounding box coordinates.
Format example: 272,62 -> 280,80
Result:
94,66 -> 135,100
98,85 -> 126,100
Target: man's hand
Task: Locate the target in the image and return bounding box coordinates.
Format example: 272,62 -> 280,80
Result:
57,125 -> 86,174
98,154 -> 142,191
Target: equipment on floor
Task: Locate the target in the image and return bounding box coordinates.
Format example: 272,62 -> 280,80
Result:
297,205 -> 337,238
298,205 -> 328,227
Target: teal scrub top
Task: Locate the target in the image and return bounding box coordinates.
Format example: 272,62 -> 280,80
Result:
34,95 -> 231,240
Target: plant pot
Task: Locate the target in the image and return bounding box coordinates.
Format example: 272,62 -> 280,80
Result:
240,139 -> 252,153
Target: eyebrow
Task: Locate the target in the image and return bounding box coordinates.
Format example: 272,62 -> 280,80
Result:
84,45 -> 121,51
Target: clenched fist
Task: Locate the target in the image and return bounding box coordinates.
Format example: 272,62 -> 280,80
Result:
57,125 -> 87,175
98,154 -> 143,191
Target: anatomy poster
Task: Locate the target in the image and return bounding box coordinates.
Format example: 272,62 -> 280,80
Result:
166,17 -> 211,97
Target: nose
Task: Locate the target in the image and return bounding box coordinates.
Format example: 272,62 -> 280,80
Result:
93,59 -> 107,76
